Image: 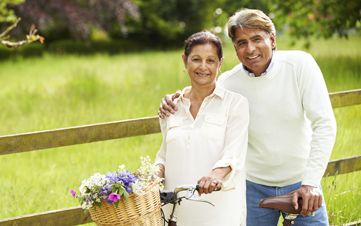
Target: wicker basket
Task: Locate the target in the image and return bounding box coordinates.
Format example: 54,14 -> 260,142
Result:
89,186 -> 162,226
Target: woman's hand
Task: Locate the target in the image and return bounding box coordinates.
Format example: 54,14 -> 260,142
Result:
197,175 -> 222,195
156,164 -> 165,179
197,166 -> 231,195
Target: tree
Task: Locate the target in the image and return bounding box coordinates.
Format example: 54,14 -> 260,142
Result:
127,0 -> 231,44
3,0 -> 360,47
11,0 -> 139,41
0,0 -> 23,22
0,0 -> 43,48
269,0 -> 361,43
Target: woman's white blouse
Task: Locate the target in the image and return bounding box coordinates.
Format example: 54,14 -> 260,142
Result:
156,85 -> 249,226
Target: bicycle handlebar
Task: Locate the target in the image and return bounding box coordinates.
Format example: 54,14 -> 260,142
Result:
174,184 -> 199,195
160,184 -> 198,205
160,184 -> 219,226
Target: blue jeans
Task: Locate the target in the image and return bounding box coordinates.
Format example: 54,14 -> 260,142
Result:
246,180 -> 329,226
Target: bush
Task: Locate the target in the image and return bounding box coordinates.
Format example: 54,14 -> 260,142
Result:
0,39 -> 182,60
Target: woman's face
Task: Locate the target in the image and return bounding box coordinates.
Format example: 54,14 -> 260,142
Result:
183,43 -> 222,87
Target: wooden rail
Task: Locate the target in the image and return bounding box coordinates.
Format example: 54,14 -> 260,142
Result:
0,88 -> 360,225
0,116 -> 159,156
0,89 -> 360,156
0,207 -> 91,226
329,89 -> 361,108
324,155 -> 361,177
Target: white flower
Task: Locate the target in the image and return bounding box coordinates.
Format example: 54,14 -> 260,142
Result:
79,173 -> 108,195
132,180 -> 147,194
136,156 -> 160,182
118,164 -> 126,172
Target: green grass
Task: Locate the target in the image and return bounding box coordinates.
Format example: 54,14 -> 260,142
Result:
0,35 -> 360,225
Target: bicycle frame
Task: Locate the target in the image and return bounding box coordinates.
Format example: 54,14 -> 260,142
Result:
160,185 -> 216,226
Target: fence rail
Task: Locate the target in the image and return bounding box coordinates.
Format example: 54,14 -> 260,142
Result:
0,89 -> 360,156
0,116 -> 159,156
0,207 -> 91,226
0,89 -> 360,226
329,89 -> 361,108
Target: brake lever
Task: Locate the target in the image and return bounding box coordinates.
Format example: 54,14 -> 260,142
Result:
184,196 -> 215,207
182,186 -> 215,207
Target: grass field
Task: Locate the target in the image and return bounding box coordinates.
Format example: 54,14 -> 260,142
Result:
0,35 -> 360,225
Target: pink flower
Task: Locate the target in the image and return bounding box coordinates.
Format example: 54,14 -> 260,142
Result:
107,193 -> 121,203
70,189 -> 77,198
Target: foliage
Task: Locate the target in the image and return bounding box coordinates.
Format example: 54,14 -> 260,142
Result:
0,0 -> 44,49
2,0 -> 360,47
72,156 -> 162,209
269,0 -> 361,45
11,0 -> 139,41
0,18 -> 44,48
126,0 -> 229,43
0,0 -> 23,23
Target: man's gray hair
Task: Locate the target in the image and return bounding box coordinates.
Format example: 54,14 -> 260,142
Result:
227,8 -> 276,41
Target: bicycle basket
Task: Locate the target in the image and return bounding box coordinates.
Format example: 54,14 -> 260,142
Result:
89,185 -> 162,226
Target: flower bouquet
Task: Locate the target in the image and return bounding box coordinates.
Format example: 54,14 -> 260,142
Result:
71,156 -> 163,226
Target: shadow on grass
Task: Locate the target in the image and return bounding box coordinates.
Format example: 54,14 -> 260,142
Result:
0,39 -> 181,61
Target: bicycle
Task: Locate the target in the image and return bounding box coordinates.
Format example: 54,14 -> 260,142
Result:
159,185 -> 216,226
160,186 -> 306,226
259,194 -> 304,226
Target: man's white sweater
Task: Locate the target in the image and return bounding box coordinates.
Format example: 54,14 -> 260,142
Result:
218,50 -> 337,187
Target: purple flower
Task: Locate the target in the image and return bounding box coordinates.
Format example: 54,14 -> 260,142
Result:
107,193 -> 120,203
105,171 -> 138,194
106,172 -> 118,182
100,185 -> 112,197
119,171 -> 138,192
70,189 -> 77,198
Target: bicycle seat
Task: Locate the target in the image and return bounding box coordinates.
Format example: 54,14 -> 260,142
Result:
258,194 -> 302,214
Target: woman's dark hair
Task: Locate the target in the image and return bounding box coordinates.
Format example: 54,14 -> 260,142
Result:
184,31 -> 223,60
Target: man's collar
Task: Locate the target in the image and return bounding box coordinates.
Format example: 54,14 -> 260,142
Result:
212,85 -> 225,99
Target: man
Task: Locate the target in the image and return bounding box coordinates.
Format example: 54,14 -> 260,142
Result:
159,8 -> 336,226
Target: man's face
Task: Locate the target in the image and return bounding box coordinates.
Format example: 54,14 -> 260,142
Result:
233,27 -> 276,76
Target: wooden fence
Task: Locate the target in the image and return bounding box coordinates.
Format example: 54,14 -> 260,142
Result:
0,89 -> 360,226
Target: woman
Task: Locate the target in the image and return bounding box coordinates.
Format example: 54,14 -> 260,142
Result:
155,31 -> 249,226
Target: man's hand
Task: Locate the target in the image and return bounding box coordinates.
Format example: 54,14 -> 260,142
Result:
158,91 -> 181,118
292,185 -> 322,216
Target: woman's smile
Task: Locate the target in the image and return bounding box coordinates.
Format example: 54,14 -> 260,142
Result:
183,43 -> 221,87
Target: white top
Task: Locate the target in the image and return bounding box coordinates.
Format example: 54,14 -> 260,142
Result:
218,50 -> 337,187
156,85 -> 249,226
